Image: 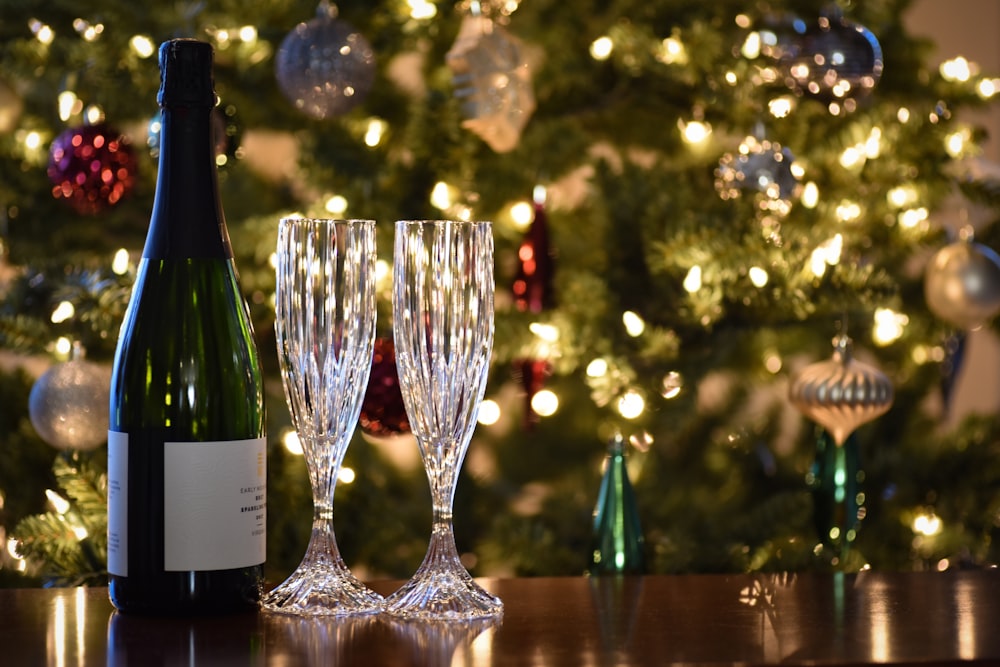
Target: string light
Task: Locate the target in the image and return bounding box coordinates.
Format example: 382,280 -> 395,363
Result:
73,19 -> 104,42
29,19 -> 55,45
478,399 -> 501,425
740,31 -> 761,59
238,26 -> 258,43
887,185 -> 918,208
810,234 -> 843,277
617,390 -> 645,419
835,200 -> 862,223
586,358 -> 608,378
801,182 -> 819,208
112,249 -> 130,275
325,194 -> 348,215
940,56 -> 974,82
768,97 -> 794,118
977,77 -> 1000,99
913,511 -> 942,536
898,207 -> 928,230
58,91 -> 80,122
408,0 -> 437,19
129,35 -> 156,58
50,301 -> 75,324
748,266 -> 768,287
510,200 -> 533,228
763,351 -> 782,374
430,181 -> 453,210
282,429 -> 302,456
590,36 -> 613,61
622,311 -> 645,337
658,35 -> 687,65
338,468 -> 355,484
945,128 -> 971,158
23,130 -> 43,151
45,489 -> 71,515
679,119 -> 711,145
55,337 -> 72,357
683,265 -> 702,292
531,390 -> 559,417
364,118 -> 386,147
873,307 -> 908,346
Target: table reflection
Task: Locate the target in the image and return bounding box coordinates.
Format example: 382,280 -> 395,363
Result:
5,572 -> 1000,666
107,608 -> 265,666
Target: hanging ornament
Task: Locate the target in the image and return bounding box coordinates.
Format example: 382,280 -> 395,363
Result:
777,11 -> 883,107
275,1 -> 376,120
446,8 -> 536,153
47,123 -> 137,215
924,237 -> 1000,330
512,186 -> 555,313
589,434 -> 645,575
359,337 -> 410,437
810,428 -> 865,568
512,357 -> 551,430
29,358 -> 111,451
715,134 -> 800,216
789,334 -> 894,447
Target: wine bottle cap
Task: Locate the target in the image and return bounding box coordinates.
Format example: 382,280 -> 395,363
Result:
157,39 -> 216,108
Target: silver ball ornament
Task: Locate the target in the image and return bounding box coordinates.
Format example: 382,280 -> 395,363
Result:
275,3 -> 375,120
924,240 -> 1000,330
29,359 -> 111,451
715,135 -> 800,215
789,335 -> 894,446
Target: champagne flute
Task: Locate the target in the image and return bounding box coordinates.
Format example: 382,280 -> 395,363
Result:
264,217 -> 383,616
385,219 -> 503,620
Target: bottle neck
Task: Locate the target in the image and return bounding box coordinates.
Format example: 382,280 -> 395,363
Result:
143,105 -> 232,260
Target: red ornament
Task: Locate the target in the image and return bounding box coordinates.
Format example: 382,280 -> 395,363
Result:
512,193 -> 555,313
512,356 -> 551,430
359,337 -> 410,437
48,123 -> 137,215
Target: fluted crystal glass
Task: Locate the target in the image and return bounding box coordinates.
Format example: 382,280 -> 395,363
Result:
385,219 -> 503,620
264,217 -> 383,616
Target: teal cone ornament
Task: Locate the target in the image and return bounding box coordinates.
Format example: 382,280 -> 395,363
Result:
589,435 -> 645,575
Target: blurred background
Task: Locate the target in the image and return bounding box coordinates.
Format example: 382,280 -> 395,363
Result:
3,0 -> 1000,587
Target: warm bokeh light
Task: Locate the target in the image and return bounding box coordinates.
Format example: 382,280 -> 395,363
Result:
478,399 -> 501,425
531,389 -> 559,417
587,358 -> 608,378
683,265 -> 702,292
622,310 -> 645,337
617,390 -> 645,419
590,36 -> 613,60
282,429 -> 303,456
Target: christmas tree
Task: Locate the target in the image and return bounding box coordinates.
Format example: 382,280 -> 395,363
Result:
2,0 -> 1000,587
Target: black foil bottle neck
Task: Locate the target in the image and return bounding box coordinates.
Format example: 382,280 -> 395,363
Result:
143,39 -> 231,260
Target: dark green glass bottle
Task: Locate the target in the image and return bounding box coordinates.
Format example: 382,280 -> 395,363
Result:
107,39 -> 265,615
589,435 -> 645,575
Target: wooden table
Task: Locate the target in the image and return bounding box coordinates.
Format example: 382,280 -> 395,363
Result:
2,572 -> 999,665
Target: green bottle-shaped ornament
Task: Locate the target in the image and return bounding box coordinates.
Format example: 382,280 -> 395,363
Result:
589,435 -> 645,575
810,427 -> 864,568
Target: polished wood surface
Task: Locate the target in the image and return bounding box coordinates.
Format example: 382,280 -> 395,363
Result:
2,572 -> 999,665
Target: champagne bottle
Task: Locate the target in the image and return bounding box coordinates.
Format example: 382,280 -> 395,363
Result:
108,39 -> 266,615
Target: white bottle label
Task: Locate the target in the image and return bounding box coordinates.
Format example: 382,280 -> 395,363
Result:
164,438 -> 266,571
107,431 -> 129,576
106,433 -> 266,575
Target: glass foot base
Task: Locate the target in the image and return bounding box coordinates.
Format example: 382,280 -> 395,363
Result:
263,560 -> 384,617
384,565 -> 503,621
